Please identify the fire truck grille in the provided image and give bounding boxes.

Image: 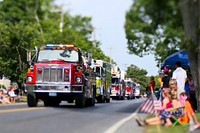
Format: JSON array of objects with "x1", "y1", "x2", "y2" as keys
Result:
[{"x1": 36, "y1": 67, "x2": 70, "y2": 83}]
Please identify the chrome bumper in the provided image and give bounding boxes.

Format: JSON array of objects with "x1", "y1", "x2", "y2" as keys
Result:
[{"x1": 26, "y1": 84, "x2": 83, "y2": 93}]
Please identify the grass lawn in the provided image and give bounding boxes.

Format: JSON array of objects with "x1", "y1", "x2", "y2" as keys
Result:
[
  {"x1": 144, "y1": 113, "x2": 200, "y2": 133},
  {"x1": 20, "y1": 95, "x2": 27, "y2": 102}
]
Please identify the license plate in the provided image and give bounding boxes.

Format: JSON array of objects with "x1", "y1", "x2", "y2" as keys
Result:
[{"x1": 49, "y1": 92, "x2": 57, "y2": 96}]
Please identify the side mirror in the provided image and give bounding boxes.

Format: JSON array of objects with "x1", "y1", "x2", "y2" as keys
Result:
[{"x1": 27, "y1": 51, "x2": 32, "y2": 65}]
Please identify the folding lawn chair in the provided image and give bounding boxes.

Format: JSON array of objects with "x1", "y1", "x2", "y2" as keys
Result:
[{"x1": 169, "y1": 106, "x2": 188, "y2": 127}]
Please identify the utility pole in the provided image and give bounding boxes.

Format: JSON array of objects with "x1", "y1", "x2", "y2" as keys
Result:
[
  {"x1": 51, "y1": 5, "x2": 64, "y2": 33},
  {"x1": 92, "y1": 28, "x2": 96, "y2": 47},
  {"x1": 59, "y1": 5, "x2": 64, "y2": 33},
  {"x1": 124, "y1": 64, "x2": 127, "y2": 71},
  {"x1": 109, "y1": 46, "x2": 112, "y2": 64}
]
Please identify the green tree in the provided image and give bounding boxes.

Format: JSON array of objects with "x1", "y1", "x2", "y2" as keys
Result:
[
  {"x1": 125, "y1": 0, "x2": 200, "y2": 110},
  {"x1": 0, "y1": 0, "x2": 110, "y2": 83},
  {"x1": 125, "y1": 0, "x2": 184, "y2": 62},
  {"x1": 125, "y1": 64, "x2": 148, "y2": 91}
]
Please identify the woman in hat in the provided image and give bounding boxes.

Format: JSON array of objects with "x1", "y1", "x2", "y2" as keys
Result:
[{"x1": 160, "y1": 68, "x2": 171, "y2": 100}]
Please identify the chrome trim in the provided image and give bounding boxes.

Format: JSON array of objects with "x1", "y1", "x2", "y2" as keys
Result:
[
  {"x1": 26, "y1": 84, "x2": 83, "y2": 93},
  {"x1": 36, "y1": 66, "x2": 71, "y2": 83},
  {"x1": 33, "y1": 90, "x2": 83, "y2": 93}
]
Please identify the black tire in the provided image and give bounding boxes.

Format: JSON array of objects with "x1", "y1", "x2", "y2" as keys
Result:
[
  {"x1": 75, "y1": 94, "x2": 85, "y2": 108},
  {"x1": 27, "y1": 92, "x2": 38, "y2": 107},
  {"x1": 105, "y1": 92, "x2": 110, "y2": 103},
  {"x1": 122, "y1": 93, "x2": 125, "y2": 100},
  {"x1": 91, "y1": 85, "x2": 96, "y2": 106},
  {"x1": 86, "y1": 85, "x2": 96, "y2": 106},
  {"x1": 117, "y1": 96, "x2": 120, "y2": 100},
  {"x1": 97, "y1": 95, "x2": 105, "y2": 103},
  {"x1": 106, "y1": 98, "x2": 110, "y2": 103}
]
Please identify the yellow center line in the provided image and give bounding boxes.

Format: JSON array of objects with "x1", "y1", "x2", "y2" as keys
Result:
[{"x1": 0, "y1": 107, "x2": 47, "y2": 113}]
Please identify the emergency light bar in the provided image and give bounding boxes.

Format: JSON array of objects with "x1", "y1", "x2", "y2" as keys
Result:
[{"x1": 40, "y1": 44, "x2": 75, "y2": 50}]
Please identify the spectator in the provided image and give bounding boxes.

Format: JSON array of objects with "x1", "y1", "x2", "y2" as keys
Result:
[
  {"x1": 169, "y1": 78, "x2": 179, "y2": 107},
  {"x1": 161, "y1": 68, "x2": 171, "y2": 89},
  {"x1": 7, "y1": 86, "x2": 17, "y2": 103},
  {"x1": 184, "y1": 77, "x2": 190, "y2": 93},
  {"x1": 178, "y1": 92, "x2": 200, "y2": 130},
  {"x1": 160, "y1": 68, "x2": 171, "y2": 100},
  {"x1": 12, "y1": 82, "x2": 20, "y2": 96},
  {"x1": 134, "y1": 87, "x2": 180, "y2": 127},
  {"x1": 147, "y1": 76, "x2": 155, "y2": 98},
  {"x1": 0, "y1": 89, "x2": 10, "y2": 104},
  {"x1": 172, "y1": 61, "x2": 187, "y2": 98}
]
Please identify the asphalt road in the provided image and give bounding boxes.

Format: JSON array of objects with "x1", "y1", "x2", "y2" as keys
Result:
[{"x1": 0, "y1": 98, "x2": 146, "y2": 133}]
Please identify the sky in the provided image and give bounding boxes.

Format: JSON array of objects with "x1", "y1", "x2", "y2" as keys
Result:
[{"x1": 55, "y1": 0, "x2": 159, "y2": 76}]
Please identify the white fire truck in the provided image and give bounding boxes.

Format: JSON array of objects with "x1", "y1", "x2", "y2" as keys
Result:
[
  {"x1": 134, "y1": 83, "x2": 141, "y2": 98},
  {"x1": 110, "y1": 65, "x2": 125, "y2": 100},
  {"x1": 25, "y1": 44, "x2": 96, "y2": 108},
  {"x1": 92, "y1": 60, "x2": 111, "y2": 103}
]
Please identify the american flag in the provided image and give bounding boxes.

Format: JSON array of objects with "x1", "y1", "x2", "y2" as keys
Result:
[{"x1": 138, "y1": 94, "x2": 161, "y2": 115}]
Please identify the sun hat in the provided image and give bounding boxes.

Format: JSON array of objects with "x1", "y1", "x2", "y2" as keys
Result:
[{"x1": 163, "y1": 68, "x2": 169, "y2": 74}]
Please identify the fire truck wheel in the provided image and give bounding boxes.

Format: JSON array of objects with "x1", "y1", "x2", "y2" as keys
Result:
[
  {"x1": 97, "y1": 95, "x2": 104, "y2": 103},
  {"x1": 27, "y1": 92, "x2": 38, "y2": 107},
  {"x1": 86, "y1": 85, "x2": 96, "y2": 106},
  {"x1": 106, "y1": 98, "x2": 110, "y2": 103},
  {"x1": 75, "y1": 94, "x2": 86, "y2": 108},
  {"x1": 121, "y1": 94, "x2": 125, "y2": 100}
]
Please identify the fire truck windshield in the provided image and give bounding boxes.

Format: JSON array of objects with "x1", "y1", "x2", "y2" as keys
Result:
[
  {"x1": 112, "y1": 78, "x2": 120, "y2": 84},
  {"x1": 126, "y1": 81, "x2": 132, "y2": 87},
  {"x1": 38, "y1": 49, "x2": 79, "y2": 62}
]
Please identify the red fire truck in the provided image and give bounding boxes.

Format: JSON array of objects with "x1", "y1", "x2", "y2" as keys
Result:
[
  {"x1": 110, "y1": 65, "x2": 125, "y2": 100},
  {"x1": 25, "y1": 44, "x2": 96, "y2": 108},
  {"x1": 124, "y1": 78, "x2": 135, "y2": 100}
]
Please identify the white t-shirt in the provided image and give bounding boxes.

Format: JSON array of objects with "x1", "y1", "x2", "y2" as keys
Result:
[{"x1": 172, "y1": 67, "x2": 187, "y2": 93}]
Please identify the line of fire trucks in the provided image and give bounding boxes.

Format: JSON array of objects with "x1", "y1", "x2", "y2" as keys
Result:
[{"x1": 25, "y1": 44, "x2": 140, "y2": 108}]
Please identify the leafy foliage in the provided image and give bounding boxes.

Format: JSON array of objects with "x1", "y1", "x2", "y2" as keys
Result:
[
  {"x1": 124, "y1": 0, "x2": 185, "y2": 63},
  {"x1": 0, "y1": 0, "x2": 110, "y2": 82},
  {"x1": 125, "y1": 64, "x2": 148, "y2": 91}
]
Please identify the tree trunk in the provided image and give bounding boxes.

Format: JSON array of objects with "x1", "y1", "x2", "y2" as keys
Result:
[{"x1": 179, "y1": 0, "x2": 200, "y2": 111}]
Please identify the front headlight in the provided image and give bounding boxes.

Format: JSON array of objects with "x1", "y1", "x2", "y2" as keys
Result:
[
  {"x1": 27, "y1": 76, "x2": 33, "y2": 82},
  {"x1": 75, "y1": 76, "x2": 82, "y2": 83}
]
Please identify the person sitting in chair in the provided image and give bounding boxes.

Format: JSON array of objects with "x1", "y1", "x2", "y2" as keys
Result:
[
  {"x1": 178, "y1": 92, "x2": 200, "y2": 129},
  {"x1": 7, "y1": 86, "x2": 17, "y2": 103},
  {"x1": 134, "y1": 88, "x2": 177, "y2": 127}
]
